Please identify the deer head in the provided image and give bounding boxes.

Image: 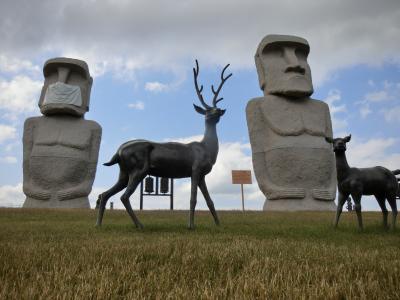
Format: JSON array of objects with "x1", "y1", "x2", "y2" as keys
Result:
[
  {"x1": 325, "y1": 134, "x2": 351, "y2": 152},
  {"x1": 192, "y1": 60, "x2": 232, "y2": 123}
]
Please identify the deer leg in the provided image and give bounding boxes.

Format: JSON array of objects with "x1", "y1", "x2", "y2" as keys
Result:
[
  {"x1": 188, "y1": 172, "x2": 199, "y2": 230},
  {"x1": 351, "y1": 193, "x2": 363, "y2": 230},
  {"x1": 96, "y1": 171, "x2": 128, "y2": 227},
  {"x1": 334, "y1": 192, "x2": 348, "y2": 228},
  {"x1": 199, "y1": 177, "x2": 220, "y2": 226},
  {"x1": 120, "y1": 171, "x2": 146, "y2": 229},
  {"x1": 387, "y1": 195, "x2": 397, "y2": 230},
  {"x1": 375, "y1": 195, "x2": 388, "y2": 229}
]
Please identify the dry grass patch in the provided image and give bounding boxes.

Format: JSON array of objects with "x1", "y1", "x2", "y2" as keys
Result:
[{"x1": 0, "y1": 208, "x2": 399, "y2": 299}]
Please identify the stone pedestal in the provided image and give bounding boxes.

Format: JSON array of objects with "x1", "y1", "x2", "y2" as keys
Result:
[
  {"x1": 263, "y1": 198, "x2": 336, "y2": 211},
  {"x1": 24, "y1": 197, "x2": 90, "y2": 208}
]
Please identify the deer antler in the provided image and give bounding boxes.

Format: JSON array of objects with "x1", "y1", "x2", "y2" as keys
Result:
[
  {"x1": 212, "y1": 63, "x2": 232, "y2": 107},
  {"x1": 193, "y1": 60, "x2": 212, "y2": 110}
]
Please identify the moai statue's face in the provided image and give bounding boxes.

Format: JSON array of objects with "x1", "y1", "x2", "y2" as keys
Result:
[
  {"x1": 39, "y1": 58, "x2": 93, "y2": 117},
  {"x1": 255, "y1": 35, "x2": 314, "y2": 98}
]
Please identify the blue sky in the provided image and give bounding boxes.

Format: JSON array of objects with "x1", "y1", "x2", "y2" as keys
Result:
[{"x1": 0, "y1": 0, "x2": 399, "y2": 211}]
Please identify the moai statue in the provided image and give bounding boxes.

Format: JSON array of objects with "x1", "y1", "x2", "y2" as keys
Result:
[
  {"x1": 23, "y1": 57, "x2": 102, "y2": 208},
  {"x1": 246, "y1": 35, "x2": 336, "y2": 211}
]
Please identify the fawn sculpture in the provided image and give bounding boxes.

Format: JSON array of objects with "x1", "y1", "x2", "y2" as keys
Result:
[
  {"x1": 326, "y1": 135, "x2": 399, "y2": 229},
  {"x1": 96, "y1": 60, "x2": 232, "y2": 229}
]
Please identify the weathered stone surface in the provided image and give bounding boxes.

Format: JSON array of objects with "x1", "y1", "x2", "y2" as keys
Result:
[
  {"x1": 246, "y1": 34, "x2": 336, "y2": 211},
  {"x1": 23, "y1": 57, "x2": 101, "y2": 208}
]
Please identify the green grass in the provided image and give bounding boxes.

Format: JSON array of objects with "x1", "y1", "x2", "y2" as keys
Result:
[{"x1": 0, "y1": 208, "x2": 399, "y2": 299}]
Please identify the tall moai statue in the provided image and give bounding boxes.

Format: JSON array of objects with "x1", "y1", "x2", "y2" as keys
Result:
[
  {"x1": 246, "y1": 35, "x2": 336, "y2": 211},
  {"x1": 23, "y1": 57, "x2": 102, "y2": 208}
]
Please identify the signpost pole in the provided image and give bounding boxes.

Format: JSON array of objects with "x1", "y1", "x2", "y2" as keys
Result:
[
  {"x1": 241, "y1": 184, "x2": 244, "y2": 212},
  {"x1": 140, "y1": 181, "x2": 143, "y2": 210}
]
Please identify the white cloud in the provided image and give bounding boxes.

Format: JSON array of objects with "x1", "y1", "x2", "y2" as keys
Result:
[
  {"x1": 383, "y1": 80, "x2": 393, "y2": 89},
  {"x1": 0, "y1": 75, "x2": 42, "y2": 113},
  {"x1": 382, "y1": 106, "x2": 400, "y2": 122},
  {"x1": 346, "y1": 137, "x2": 399, "y2": 168},
  {"x1": 325, "y1": 89, "x2": 346, "y2": 114},
  {"x1": 0, "y1": 183, "x2": 24, "y2": 207},
  {"x1": 323, "y1": 89, "x2": 348, "y2": 133},
  {"x1": 0, "y1": 124, "x2": 16, "y2": 143},
  {"x1": 0, "y1": 156, "x2": 17, "y2": 164},
  {"x1": 145, "y1": 81, "x2": 169, "y2": 92},
  {"x1": 364, "y1": 90, "x2": 391, "y2": 102},
  {"x1": 358, "y1": 79, "x2": 400, "y2": 119},
  {"x1": 0, "y1": 0, "x2": 399, "y2": 87},
  {"x1": 165, "y1": 135, "x2": 203, "y2": 143},
  {"x1": 4, "y1": 141, "x2": 20, "y2": 152},
  {"x1": 128, "y1": 101, "x2": 145, "y2": 110},
  {"x1": 360, "y1": 105, "x2": 372, "y2": 118},
  {"x1": 0, "y1": 55, "x2": 40, "y2": 74}
]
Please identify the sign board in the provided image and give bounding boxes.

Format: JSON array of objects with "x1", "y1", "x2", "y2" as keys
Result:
[{"x1": 231, "y1": 170, "x2": 252, "y2": 184}]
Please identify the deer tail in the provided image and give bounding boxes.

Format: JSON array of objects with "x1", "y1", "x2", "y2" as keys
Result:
[
  {"x1": 103, "y1": 153, "x2": 119, "y2": 166},
  {"x1": 392, "y1": 169, "x2": 400, "y2": 175}
]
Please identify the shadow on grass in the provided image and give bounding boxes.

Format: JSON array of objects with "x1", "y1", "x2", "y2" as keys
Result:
[
  {"x1": 94, "y1": 210, "x2": 398, "y2": 249},
  {"x1": 2, "y1": 208, "x2": 398, "y2": 247}
]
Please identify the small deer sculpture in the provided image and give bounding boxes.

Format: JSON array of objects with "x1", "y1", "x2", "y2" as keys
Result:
[
  {"x1": 326, "y1": 135, "x2": 399, "y2": 229},
  {"x1": 96, "y1": 60, "x2": 232, "y2": 229}
]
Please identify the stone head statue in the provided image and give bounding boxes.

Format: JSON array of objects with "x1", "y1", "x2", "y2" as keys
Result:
[
  {"x1": 247, "y1": 34, "x2": 336, "y2": 211},
  {"x1": 38, "y1": 57, "x2": 93, "y2": 117},
  {"x1": 255, "y1": 34, "x2": 314, "y2": 98},
  {"x1": 23, "y1": 57, "x2": 102, "y2": 209}
]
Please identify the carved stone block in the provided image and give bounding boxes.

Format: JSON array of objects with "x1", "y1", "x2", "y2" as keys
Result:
[
  {"x1": 246, "y1": 35, "x2": 336, "y2": 211},
  {"x1": 22, "y1": 58, "x2": 101, "y2": 208}
]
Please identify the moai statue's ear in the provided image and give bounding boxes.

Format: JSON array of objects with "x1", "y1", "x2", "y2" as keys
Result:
[
  {"x1": 254, "y1": 53, "x2": 265, "y2": 91},
  {"x1": 89, "y1": 76, "x2": 93, "y2": 88},
  {"x1": 344, "y1": 134, "x2": 352, "y2": 143},
  {"x1": 325, "y1": 137, "x2": 333, "y2": 144},
  {"x1": 193, "y1": 104, "x2": 206, "y2": 115}
]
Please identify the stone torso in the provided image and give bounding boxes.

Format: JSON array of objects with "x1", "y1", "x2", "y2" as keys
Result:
[
  {"x1": 23, "y1": 115, "x2": 101, "y2": 206},
  {"x1": 247, "y1": 95, "x2": 332, "y2": 153},
  {"x1": 32, "y1": 116, "x2": 93, "y2": 158},
  {"x1": 246, "y1": 95, "x2": 336, "y2": 200},
  {"x1": 29, "y1": 117, "x2": 92, "y2": 188},
  {"x1": 261, "y1": 95, "x2": 329, "y2": 137}
]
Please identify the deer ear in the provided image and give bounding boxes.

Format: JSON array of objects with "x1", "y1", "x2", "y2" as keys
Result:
[
  {"x1": 193, "y1": 104, "x2": 206, "y2": 115},
  {"x1": 220, "y1": 109, "x2": 226, "y2": 116},
  {"x1": 344, "y1": 134, "x2": 352, "y2": 142},
  {"x1": 325, "y1": 136, "x2": 333, "y2": 143}
]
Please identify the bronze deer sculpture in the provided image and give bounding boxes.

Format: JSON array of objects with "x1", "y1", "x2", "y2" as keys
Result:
[
  {"x1": 326, "y1": 135, "x2": 399, "y2": 229},
  {"x1": 96, "y1": 60, "x2": 232, "y2": 229}
]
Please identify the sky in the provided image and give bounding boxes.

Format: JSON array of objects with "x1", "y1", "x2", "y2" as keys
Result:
[{"x1": 0, "y1": 0, "x2": 399, "y2": 211}]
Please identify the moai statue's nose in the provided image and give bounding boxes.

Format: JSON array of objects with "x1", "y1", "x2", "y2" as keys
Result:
[
  {"x1": 283, "y1": 48, "x2": 305, "y2": 74},
  {"x1": 57, "y1": 67, "x2": 71, "y2": 83}
]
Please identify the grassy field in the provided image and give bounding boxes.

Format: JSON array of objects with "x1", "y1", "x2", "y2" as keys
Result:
[{"x1": 0, "y1": 208, "x2": 399, "y2": 299}]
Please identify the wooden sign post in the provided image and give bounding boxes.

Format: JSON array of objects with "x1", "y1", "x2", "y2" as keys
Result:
[{"x1": 231, "y1": 170, "x2": 252, "y2": 211}]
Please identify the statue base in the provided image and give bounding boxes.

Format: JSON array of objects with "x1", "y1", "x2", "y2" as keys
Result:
[
  {"x1": 23, "y1": 196, "x2": 90, "y2": 209},
  {"x1": 263, "y1": 198, "x2": 336, "y2": 211}
]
